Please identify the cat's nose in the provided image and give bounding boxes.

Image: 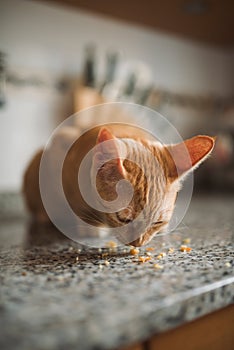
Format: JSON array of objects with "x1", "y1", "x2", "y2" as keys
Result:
[{"x1": 128, "y1": 237, "x2": 143, "y2": 247}]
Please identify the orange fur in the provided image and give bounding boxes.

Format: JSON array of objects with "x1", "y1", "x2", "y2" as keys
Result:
[{"x1": 23, "y1": 123, "x2": 215, "y2": 246}]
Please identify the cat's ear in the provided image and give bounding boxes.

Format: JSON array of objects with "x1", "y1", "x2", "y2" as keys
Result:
[
  {"x1": 165, "y1": 135, "x2": 216, "y2": 181},
  {"x1": 93, "y1": 127, "x2": 125, "y2": 176}
]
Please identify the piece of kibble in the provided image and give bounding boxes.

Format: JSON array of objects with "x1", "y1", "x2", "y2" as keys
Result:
[
  {"x1": 157, "y1": 252, "x2": 166, "y2": 259},
  {"x1": 180, "y1": 245, "x2": 192, "y2": 252},
  {"x1": 168, "y1": 248, "x2": 174, "y2": 253},
  {"x1": 105, "y1": 241, "x2": 117, "y2": 248},
  {"x1": 21, "y1": 271, "x2": 27, "y2": 276},
  {"x1": 104, "y1": 260, "x2": 110, "y2": 266},
  {"x1": 154, "y1": 264, "x2": 163, "y2": 270},
  {"x1": 75, "y1": 256, "x2": 79, "y2": 261},
  {"x1": 146, "y1": 247, "x2": 155, "y2": 252},
  {"x1": 225, "y1": 262, "x2": 231, "y2": 267},
  {"x1": 183, "y1": 238, "x2": 191, "y2": 244},
  {"x1": 139, "y1": 256, "x2": 145, "y2": 263},
  {"x1": 139, "y1": 256, "x2": 151, "y2": 263},
  {"x1": 146, "y1": 252, "x2": 152, "y2": 256},
  {"x1": 130, "y1": 248, "x2": 140, "y2": 255}
]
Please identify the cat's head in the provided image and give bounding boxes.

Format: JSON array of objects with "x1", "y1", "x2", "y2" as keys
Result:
[{"x1": 91, "y1": 127, "x2": 215, "y2": 246}]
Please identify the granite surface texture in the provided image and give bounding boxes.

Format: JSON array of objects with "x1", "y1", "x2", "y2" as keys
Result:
[{"x1": 0, "y1": 195, "x2": 233, "y2": 350}]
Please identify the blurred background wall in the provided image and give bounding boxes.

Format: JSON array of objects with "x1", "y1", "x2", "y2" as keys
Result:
[{"x1": 0, "y1": 0, "x2": 233, "y2": 192}]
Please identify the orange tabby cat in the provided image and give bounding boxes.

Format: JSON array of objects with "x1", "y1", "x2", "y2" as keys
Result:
[{"x1": 23, "y1": 122, "x2": 215, "y2": 246}]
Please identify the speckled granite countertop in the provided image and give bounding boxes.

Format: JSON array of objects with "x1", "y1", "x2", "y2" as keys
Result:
[{"x1": 0, "y1": 195, "x2": 233, "y2": 350}]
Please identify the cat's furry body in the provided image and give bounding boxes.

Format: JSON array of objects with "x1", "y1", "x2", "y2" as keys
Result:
[{"x1": 23, "y1": 121, "x2": 215, "y2": 246}]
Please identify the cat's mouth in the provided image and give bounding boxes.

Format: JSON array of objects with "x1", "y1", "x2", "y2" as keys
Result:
[
  {"x1": 128, "y1": 231, "x2": 156, "y2": 247},
  {"x1": 105, "y1": 210, "x2": 168, "y2": 246},
  {"x1": 125, "y1": 221, "x2": 169, "y2": 247}
]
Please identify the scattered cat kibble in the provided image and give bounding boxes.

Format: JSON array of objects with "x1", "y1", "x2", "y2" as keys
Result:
[
  {"x1": 154, "y1": 264, "x2": 163, "y2": 270},
  {"x1": 146, "y1": 247, "x2": 155, "y2": 252},
  {"x1": 130, "y1": 248, "x2": 140, "y2": 255},
  {"x1": 168, "y1": 247, "x2": 174, "y2": 253},
  {"x1": 75, "y1": 256, "x2": 79, "y2": 261},
  {"x1": 225, "y1": 262, "x2": 231, "y2": 267},
  {"x1": 105, "y1": 241, "x2": 117, "y2": 248},
  {"x1": 157, "y1": 252, "x2": 166, "y2": 259},
  {"x1": 139, "y1": 256, "x2": 151, "y2": 263},
  {"x1": 180, "y1": 245, "x2": 192, "y2": 252},
  {"x1": 104, "y1": 260, "x2": 110, "y2": 266},
  {"x1": 182, "y1": 238, "x2": 191, "y2": 244}
]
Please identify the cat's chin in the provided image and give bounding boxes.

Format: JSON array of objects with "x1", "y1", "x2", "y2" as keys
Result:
[
  {"x1": 127, "y1": 238, "x2": 144, "y2": 247},
  {"x1": 116, "y1": 232, "x2": 152, "y2": 247},
  {"x1": 128, "y1": 235, "x2": 153, "y2": 247}
]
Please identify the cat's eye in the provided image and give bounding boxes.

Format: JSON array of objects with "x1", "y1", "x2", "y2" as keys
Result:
[
  {"x1": 152, "y1": 221, "x2": 164, "y2": 226},
  {"x1": 117, "y1": 215, "x2": 133, "y2": 224},
  {"x1": 116, "y1": 212, "x2": 133, "y2": 224}
]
